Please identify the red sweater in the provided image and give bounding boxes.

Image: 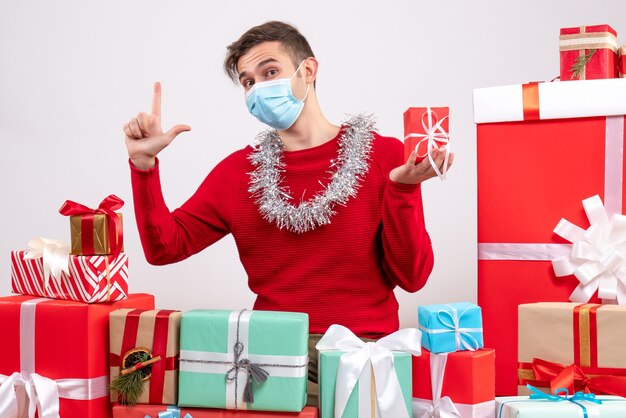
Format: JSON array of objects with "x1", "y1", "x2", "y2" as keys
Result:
[{"x1": 130, "y1": 128, "x2": 434, "y2": 338}]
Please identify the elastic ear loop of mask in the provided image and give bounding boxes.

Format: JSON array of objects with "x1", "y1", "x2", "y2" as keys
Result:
[{"x1": 291, "y1": 60, "x2": 310, "y2": 103}]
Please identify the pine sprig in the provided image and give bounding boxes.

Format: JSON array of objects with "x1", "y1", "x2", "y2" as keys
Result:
[
  {"x1": 109, "y1": 350, "x2": 151, "y2": 406},
  {"x1": 570, "y1": 49, "x2": 597, "y2": 79}
]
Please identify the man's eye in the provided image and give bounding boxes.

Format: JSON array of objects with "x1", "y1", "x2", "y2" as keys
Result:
[
  {"x1": 244, "y1": 80, "x2": 254, "y2": 88},
  {"x1": 266, "y1": 69, "x2": 277, "y2": 77}
]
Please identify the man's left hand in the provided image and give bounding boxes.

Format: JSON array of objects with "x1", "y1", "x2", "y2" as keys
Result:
[{"x1": 389, "y1": 148, "x2": 455, "y2": 184}]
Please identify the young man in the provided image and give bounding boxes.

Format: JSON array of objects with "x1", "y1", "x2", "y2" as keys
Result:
[{"x1": 124, "y1": 21, "x2": 452, "y2": 405}]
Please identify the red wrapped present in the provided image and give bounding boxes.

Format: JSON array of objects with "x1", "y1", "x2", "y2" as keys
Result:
[
  {"x1": 112, "y1": 404, "x2": 319, "y2": 417},
  {"x1": 412, "y1": 348, "x2": 495, "y2": 418},
  {"x1": 0, "y1": 293, "x2": 155, "y2": 418},
  {"x1": 473, "y1": 78, "x2": 626, "y2": 395},
  {"x1": 560, "y1": 24, "x2": 619, "y2": 81},
  {"x1": 110, "y1": 309, "x2": 182, "y2": 405},
  {"x1": 11, "y1": 242, "x2": 129, "y2": 303},
  {"x1": 59, "y1": 194, "x2": 125, "y2": 257},
  {"x1": 619, "y1": 45, "x2": 626, "y2": 78},
  {"x1": 518, "y1": 303, "x2": 626, "y2": 397},
  {"x1": 403, "y1": 107, "x2": 450, "y2": 179}
]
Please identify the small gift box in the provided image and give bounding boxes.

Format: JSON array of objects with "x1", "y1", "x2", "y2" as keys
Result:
[
  {"x1": 403, "y1": 107, "x2": 450, "y2": 178},
  {"x1": 317, "y1": 324, "x2": 419, "y2": 418},
  {"x1": 518, "y1": 302, "x2": 626, "y2": 397},
  {"x1": 11, "y1": 237, "x2": 129, "y2": 303},
  {"x1": 178, "y1": 309, "x2": 308, "y2": 412},
  {"x1": 59, "y1": 194, "x2": 125, "y2": 256},
  {"x1": 110, "y1": 309, "x2": 182, "y2": 406},
  {"x1": 112, "y1": 404, "x2": 320, "y2": 417},
  {"x1": 0, "y1": 293, "x2": 155, "y2": 418},
  {"x1": 418, "y1": 302, "x2": 484, "y2": 354},
  {"x1": 560, "y1": 24, "x2": 619, "y2": 81},
  {"x1": 497, "y1": 386, "x2": 626, "y2": 417},
  {"x1": 412, "y1": 348, "x2": 496, "y2": 418}
]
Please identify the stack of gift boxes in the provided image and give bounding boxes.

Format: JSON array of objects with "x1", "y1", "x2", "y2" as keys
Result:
[
  {"x1": 0, "y1": 197, "x2": 497, "y2": 416},
  {"x1": 474, "y1": 23, "x2": 626, "y2": 416},
  {"x1": 3, "y1": 22, "x2": 626, "y2": 418}
]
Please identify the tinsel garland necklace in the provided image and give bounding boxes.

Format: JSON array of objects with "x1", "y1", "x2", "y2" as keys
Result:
[{"x1": 248, "y1": 114, "x2": 375, "y2": 234}]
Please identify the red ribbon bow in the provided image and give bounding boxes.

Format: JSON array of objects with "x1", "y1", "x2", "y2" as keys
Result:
[
  {"x1": 532, "y1": 357, "x2": 626, "y2": 398},
  {"x1": 59, "y1": 194, "x2": 124, "y2": 259}
]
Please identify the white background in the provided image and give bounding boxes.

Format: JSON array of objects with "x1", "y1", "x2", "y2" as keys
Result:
[{"x1": 1, "y1": 0, "x2": 624, "y2": 327}]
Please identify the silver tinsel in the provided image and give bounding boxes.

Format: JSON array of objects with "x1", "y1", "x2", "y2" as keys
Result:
[{"x1": 247, "y1": 113, "x2": 376, "y2": 234}]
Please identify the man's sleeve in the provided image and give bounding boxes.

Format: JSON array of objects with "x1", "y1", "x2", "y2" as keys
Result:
[
  {"x1": 129, "y1": 153, "x2": 239, "y2": 265},
  {"x1": 377, "y1": 137, "x2": 435, "y2": 292}
]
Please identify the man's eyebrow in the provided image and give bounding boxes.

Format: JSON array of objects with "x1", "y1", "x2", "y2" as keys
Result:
[{"x1": 238, "y1": 58, "x2": 280, "y2": 81}]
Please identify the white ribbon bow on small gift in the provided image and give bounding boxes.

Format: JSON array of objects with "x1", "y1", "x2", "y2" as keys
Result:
[
  {"x1": 418, "y1": 353, "x2": 461, "y2": 418},
  {"x1": 552, "y1": 195, "x2": 626, "y2": 304},
  {"x1": 404, "y1": 107, "x2": 451, "y2": 181},
  {"x1": 316, "y1": 324, "x2": 421, "y2": 418},
  {"x1": 23, "y1": 238, "x2": 70, "y2": 289}
]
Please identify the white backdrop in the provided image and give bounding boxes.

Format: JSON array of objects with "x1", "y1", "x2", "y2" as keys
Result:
[{"x1": 1, "y1": 0, "x2": 624, "y2": 327}]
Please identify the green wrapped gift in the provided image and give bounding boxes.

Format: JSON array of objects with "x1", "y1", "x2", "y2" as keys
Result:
[
  {"x1": 317, "y1": 325, "x2": 419, "y2": 418},
  {"x1": 178, "y1": 309, "x2": 308, "y2": 412}
]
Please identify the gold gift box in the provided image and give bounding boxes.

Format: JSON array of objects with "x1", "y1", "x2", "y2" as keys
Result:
[{"x1": 70, "y1": 213, "x2": 124, "y2": 255}]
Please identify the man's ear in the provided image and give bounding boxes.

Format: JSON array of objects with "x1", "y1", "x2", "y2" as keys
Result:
[{"x1": 303, "y1": 57, "x2": 319, "y2": 85}]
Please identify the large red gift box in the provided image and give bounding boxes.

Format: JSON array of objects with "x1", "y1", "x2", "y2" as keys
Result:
[
  {"x1": 112, "y1": 404, "x2": 319, "y2": 417},
  {"x1": 473, "y1": 78, "x2": 626, "y2": 395},
  {"x1": 0, "y1": 293, "x2": 155, "y2": 417},
  {"x1": 412, "y1": 348, "x2": 495, "y2": 417},
  {"x1": 559, "y1": 24, "x2": 619, "y2": 81},
  {"x1": 11, "y1": 249, "x2": 129, "y2": 303}
]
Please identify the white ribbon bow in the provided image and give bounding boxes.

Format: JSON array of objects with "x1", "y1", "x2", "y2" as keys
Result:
[
  {"x1": 552, "y1": 195, "x2": 626, "y2": 304},
  {"x1": 0, "y1": 372, "x2": 60, "y2": 418},
  {"x1": 316, "y1": 324, "x2": 421, "y2": 418},
  {"x1": 23, "y1": 238, "x2": 70, "y2": 289},
  {"x1": 405, "y1": 107, "x2": 451, "y2": 181},
  {"x1": 419, "y1": 353, "x2": 461, "y2": 418}
]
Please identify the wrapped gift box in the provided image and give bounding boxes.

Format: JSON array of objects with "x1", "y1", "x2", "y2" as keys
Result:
[
  {"x1": 418, "y1": 302, "x2": 483, "y2": 353},
  {"x1": 412, "y1": 348, "x2": 495, "y2": 418},
  {"x1": 110, "y1": 309, "x2": 182, "y2": 405},
  {"x1": 11, "y1": 249, "x2": 128, "y2": 303},
  {"x1": 317, "y1": 325, "x2": 419, "y2": 418},
  {"x1": 112, "y1": 404, "x2": 319, "y2": 417},
  {"x1": 403, "y1": 107, "x2": 449, "y2": 163},
  {"x1": 178, "y1": 309, "x2": 308, "y2": 412},
  {"x1": 560, "y1": 24, "x2": 619, "y2": 81},
  {"x1": 0, "y1": 293, "x2": 155, "y2": 418},
  {"x1": 59, "y1": 195, "x2": 125, "y2": 256},
  {"x1": 473, "y1": 78, "x2": 626, "y2": 394},
  {"x1": 68, "y1": 212, "x2": 124, "y2": 255},
  {"x1": 518, "y1": 303, "x2": 626, "y2": 396},
  {"x1": 496, "y1": 394, "x2": 626, "y2": 417}
]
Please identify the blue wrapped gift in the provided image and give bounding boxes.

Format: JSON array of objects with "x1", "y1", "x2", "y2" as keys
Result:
[{"x1": 418, "y1": 302, "x2": 483, "y2": 353}]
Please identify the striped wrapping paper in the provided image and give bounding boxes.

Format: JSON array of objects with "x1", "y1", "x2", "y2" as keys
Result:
[{"x1": 10, "y1": 249, "x2": 128, "y2": 303}]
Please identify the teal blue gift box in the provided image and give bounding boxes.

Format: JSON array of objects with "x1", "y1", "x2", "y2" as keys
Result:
[
  {"x1": 418, "y1": 302, "x2": 483, "y2": 353},
  {"x1": 178, "y1": 309, "x2": 309, "y2": 412},
  {"x1": 317, "y1": 324, "x2": 419, "y2": 418}
]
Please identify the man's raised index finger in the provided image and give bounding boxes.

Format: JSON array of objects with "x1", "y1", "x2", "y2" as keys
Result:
[{"x1": 151, "y1": 81, "x2": 162, "y2": 116}]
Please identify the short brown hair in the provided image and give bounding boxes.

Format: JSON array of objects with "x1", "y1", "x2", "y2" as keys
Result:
[{"x1": 224, "y1": 21, "x2": 315, "y2": 83}]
